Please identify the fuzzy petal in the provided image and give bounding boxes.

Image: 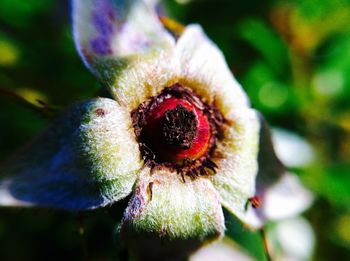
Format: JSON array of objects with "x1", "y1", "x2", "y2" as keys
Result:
[
  {"x1": 0, "y1": 98, "x2": 142, "y2": 210},
  {"x1": 107, "y1": 25, "x2": 251, "y2": 114},
  {"x1": 210, "y1": 109, "x2": 260, "y2": 225},
  {"x1": 176, "y1": 25, "x2": 250, "y2": 116},
  {"x1": 121, "y1": 168, "x2": 225, "y2": 260},
  {"x1": 108, "y1": 49, "x2": 177, "y2": 110},
  {"x1": 72, "y1": 0, "x2": 174, "y2": 83}
]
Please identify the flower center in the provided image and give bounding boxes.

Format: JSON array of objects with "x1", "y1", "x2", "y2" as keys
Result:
[
  {"x1": 143, "y1": 96, "x2": 211, "y2": 164},
  {"x1": 161, "y1": 104, "x2": 197, "y2": 149},
  {"x1": 131, "y1": 84, "x2": 223, "y2": 179}
]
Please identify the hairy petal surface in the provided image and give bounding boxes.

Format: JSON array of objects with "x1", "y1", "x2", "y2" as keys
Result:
[
  {"x1": 210, "y1": 109, "x2": 260, "y2": 225},
  {"x1": 72, "y1": 0, "x2": 174, "y2": 83},
  {"x1": 106, "y1": 25, "x2": 251, "y2": 114},
  {"x1": 175, "y1": 25, "x2": 250, "y2": 116},
  {"x1": 108, "y1": 50, "x2": 178, "y2": 111},
  {"x1": 121, "y1": 168, "x2": 225, "y2": 260},
  {"x1": 0, "y1": 98, "x2": 142, "y2": 210}
]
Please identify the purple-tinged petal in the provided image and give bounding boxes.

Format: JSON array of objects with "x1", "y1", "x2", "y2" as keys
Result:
[
  {"x1": 72, "y1": 0, "x2": 174, "y2": 82},
  {"x1": 0, "y1": 98, "x2": 142, "y2": 210},
  {"x1": 120, "y1": 168, "x2": 225, "y2": 260}
]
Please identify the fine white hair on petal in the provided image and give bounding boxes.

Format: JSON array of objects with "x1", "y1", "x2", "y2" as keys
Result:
[
  {"x1": 108, "y1": 23, "x2": 253, "y2": 114},
  {"x1": 121, "y1": 168, "x2": 225, "y2": 259},
  {"x1": 176, "y1": 25, "x2": 250, "y2": 116},
  {"x1": 123, "y1": 168, "x2": 225, "y2": 239},
  {"x1": 0, "y1": 98, "x2": 142, "y2": 210},
  {"x1": 108, "y1": 49, "x2": 178, "y2": 111},
  {"x1": 210, "y1": 109, "x2": 260, "y2": 225}
]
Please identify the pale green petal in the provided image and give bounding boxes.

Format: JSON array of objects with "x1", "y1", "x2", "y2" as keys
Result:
[
  {"x1": 0, "y1": 98, "x2": 142, "y2": 210},
  {"x1": 108, "y1": 50, "x2": 178, "y2": 111},
  {"x1": 210, "y1": 109, "x2": 260, "y2": 226},
  {"x1": 72, "y1": 0, "x2": 174, "y2": 82},
  {"x1": 176, "y1": 25, "x2": 250, "y2": 116},
  {"x1": 107, "y1": 25, "x2": 251, "y2": 114},
  {"x1": 121, "y1": 168, "x2": 225, "y2": 260}
]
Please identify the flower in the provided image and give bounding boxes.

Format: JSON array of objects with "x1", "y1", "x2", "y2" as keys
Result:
[{"x1": 0, "y1": 0, "x2": 312, "y2": 259}]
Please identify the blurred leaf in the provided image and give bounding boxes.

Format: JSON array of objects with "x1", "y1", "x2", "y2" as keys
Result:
[
  {"x1": 0, "y1": 39, "x2": 20, "y2": 67},
  {"x1": 334, "y1": 213, "x2": 350, "y2": 249},
  {"x1": 314, "y1": 34, "x2": 350, "y2": 99},
  {"x1": 0, "y1": 0, "x2": 53, "y2": 27},
  {"x1": 290, "y1": 0, "x2": 350, "y2": 52},
  {"x1": 241, "y1": 61, "x2": 293, "y2": 114},
  {"x1": 225, "y1": 212, "x2": 267, "y2": 261},
  {"x1": 306, "y1": 164, "x2": 350, "y2": 209},
  {"x1": 0, "y1": 96, "x2": 48, "y2": 158},
  {"x1": 237, "y1": 19, "x2": 289, "y2": 75}
]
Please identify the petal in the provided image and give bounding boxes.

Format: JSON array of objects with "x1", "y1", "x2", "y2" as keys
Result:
[
  {"x1": 190, "y1": 238, "x2": 254, "y2": 261},
  {"x1": 271, "y1": 128, "x2": 315, "y2": 168},
  {"x1": 243, "y1": 115, "x2": 313, "y2": 228},
  {"x1": 268, "y1": 217, "x2": 315, "y2": 261},
  {"x1": 120, "y1": 168, "x2": 225, "y2": 260},
  {"x1": 108, "y1": 49, "x2": 177, "y2": 111},
  {"x1": 0, "y1": 98, "x2": 142, "y2": 210},
  {"x1": 175, "y1": 25, "x2": 250, "y2": 116},
  {"x1": 209, "y1": 109, "x2": 260, "y2": 225},
  {"x1": 108, "y1": 25, "x2": 251, "y2": 115},
  {"x1": 72, "y1": 0, "x2": 174, "y2": 82},
  {"x1": 261, "y1": 173, "x2": 314, "y2": 221}
]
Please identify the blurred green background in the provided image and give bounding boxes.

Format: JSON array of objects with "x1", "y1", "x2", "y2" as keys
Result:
[{"x1": 0, "y1": 0, "x2": 349, "y2": 260}]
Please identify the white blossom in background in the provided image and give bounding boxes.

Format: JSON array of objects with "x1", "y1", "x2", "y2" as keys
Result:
[
  {"x1": 268, "y1": 217, "x2": 315, "y2": 261},
  {"x1": 190, "y1": 238, "x2": 254, "y2": 261},
  {"x1": 272, "y1": 128, "x2": 315, "y2": 168}
]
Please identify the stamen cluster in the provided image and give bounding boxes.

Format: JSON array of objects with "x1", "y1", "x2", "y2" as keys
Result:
[{"x1": 131, "y1": 83, "x2": 224, "y2": 179}]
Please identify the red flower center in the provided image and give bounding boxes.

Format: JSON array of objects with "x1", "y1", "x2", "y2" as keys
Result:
[
  {"x1": 143, "y1": 96, "x2": 211, "y2": 164},
  {"x1": 131, "y1": 84, "x2": 223, "y2": 178}
]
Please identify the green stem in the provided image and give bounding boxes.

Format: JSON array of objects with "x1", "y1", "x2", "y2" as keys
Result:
[{"x1": 260, "y1": 228, "x2": 273, "y2": 261}]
